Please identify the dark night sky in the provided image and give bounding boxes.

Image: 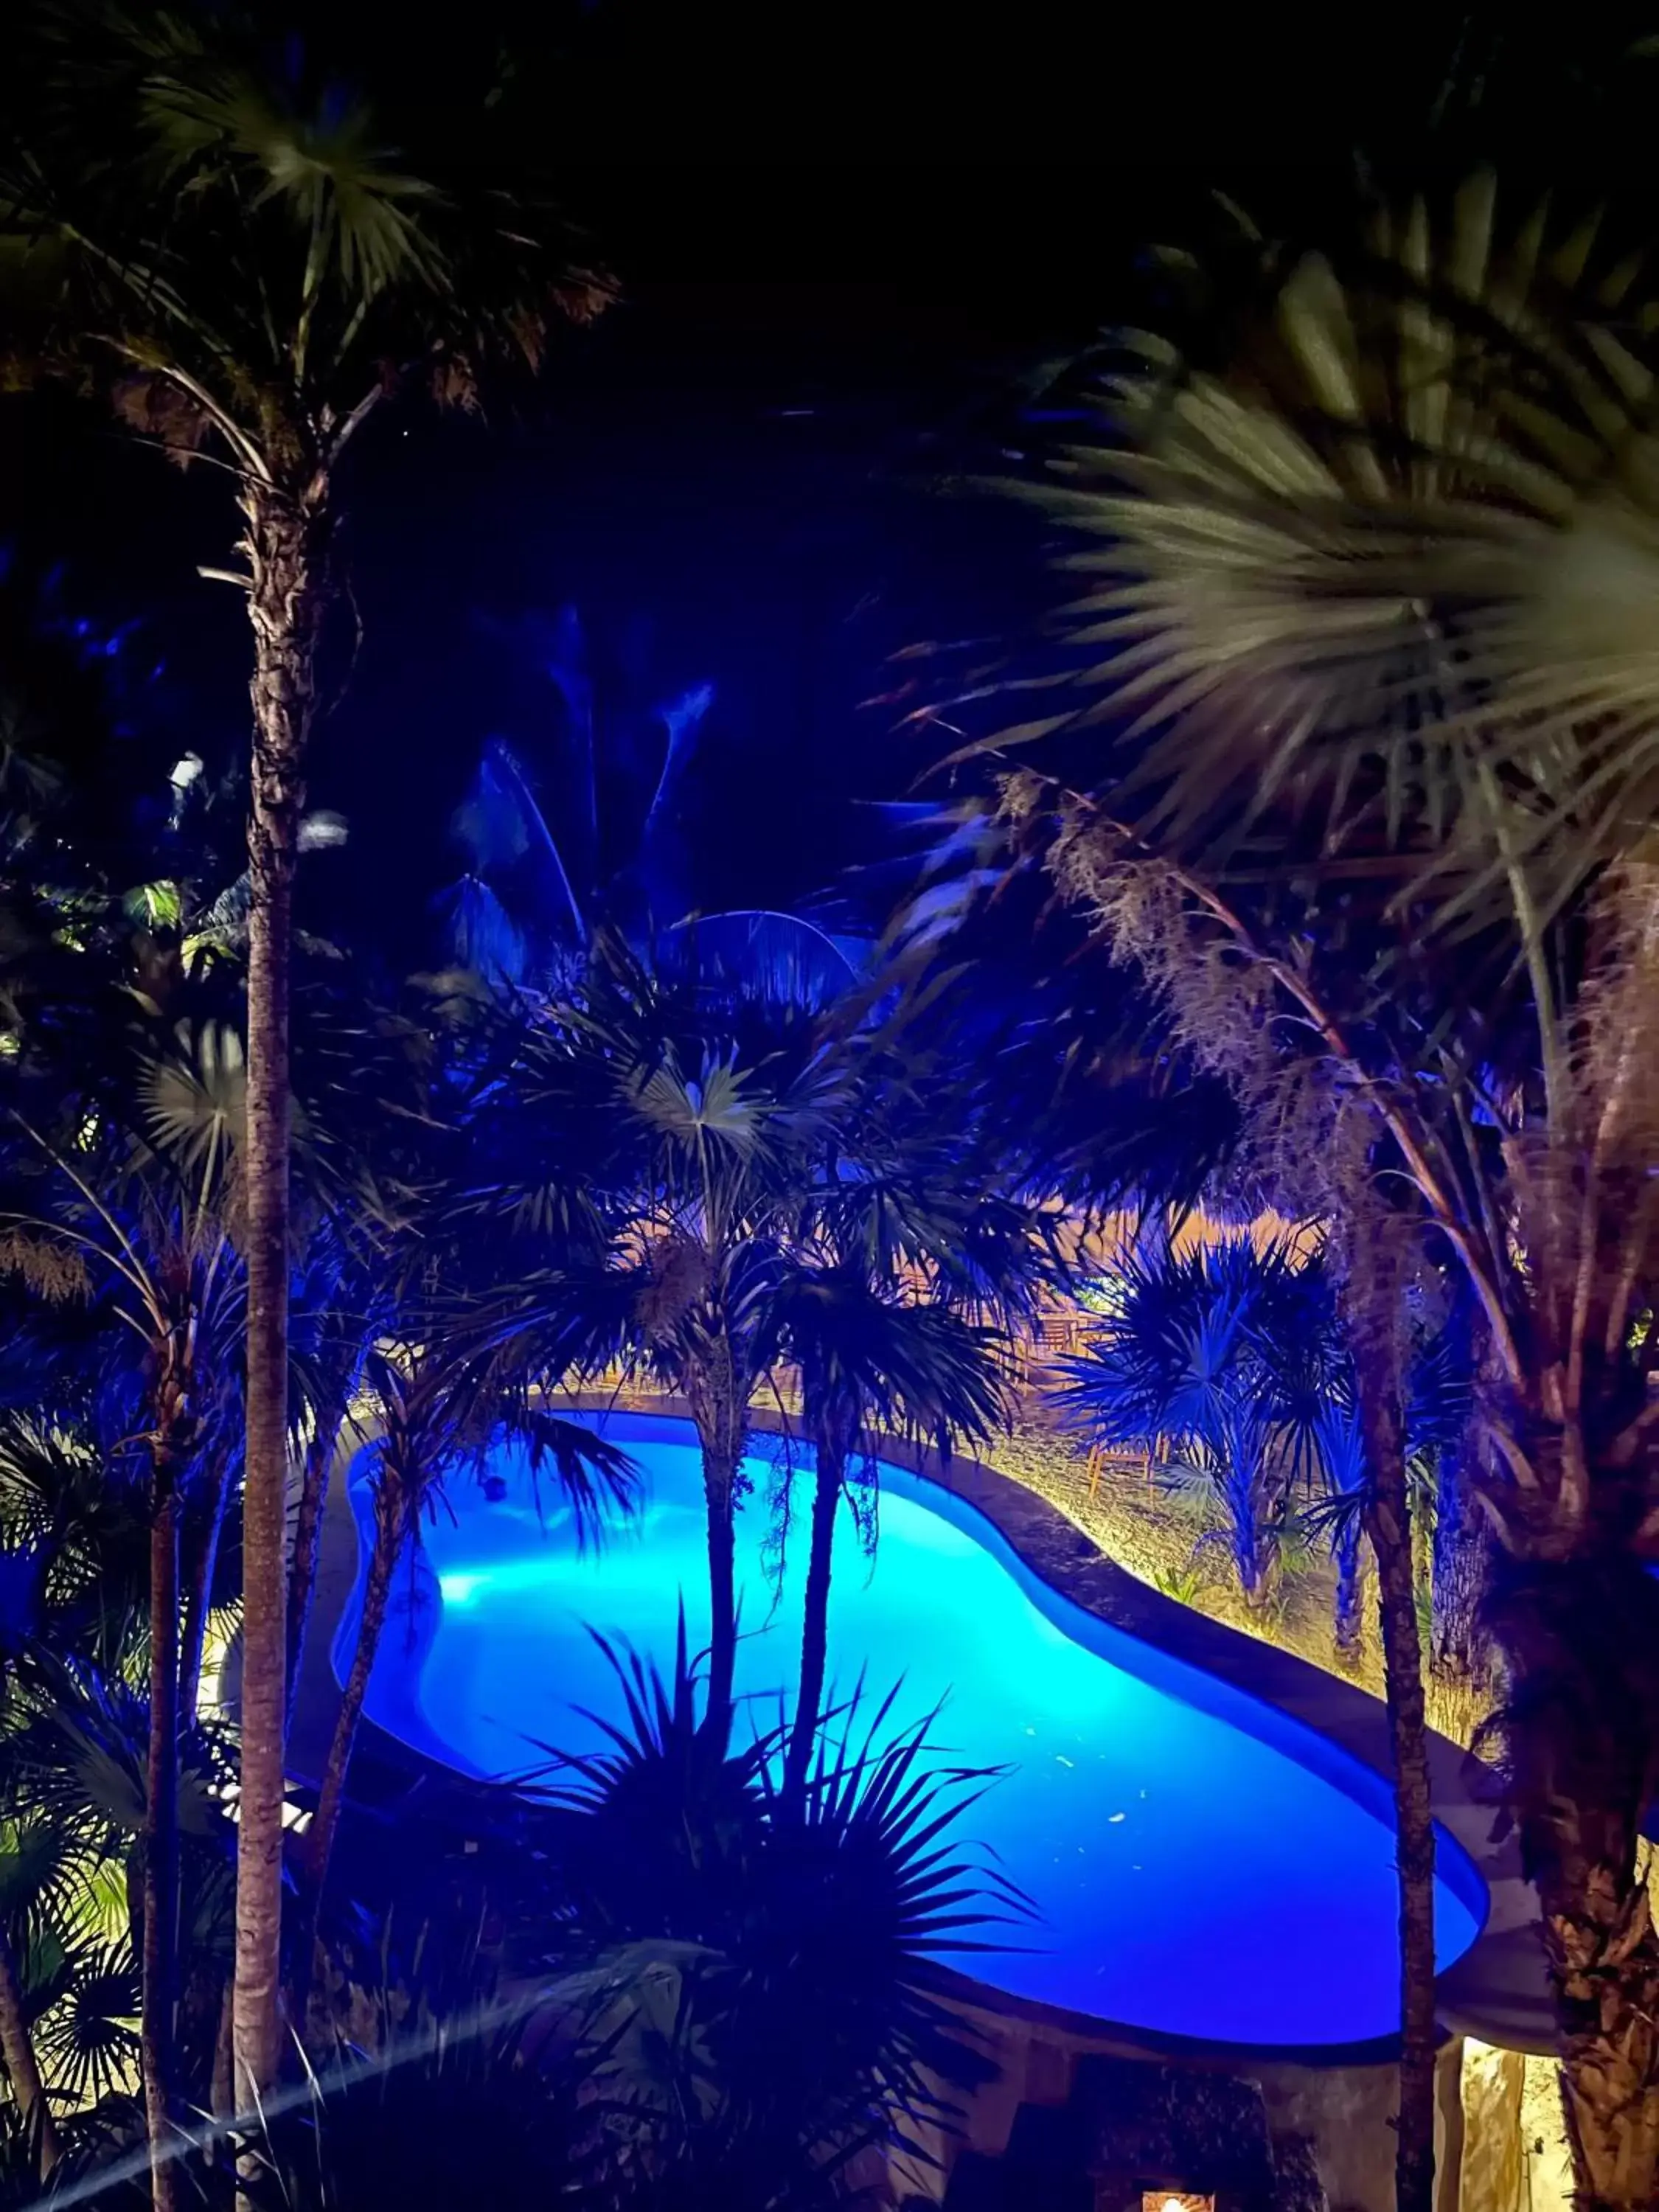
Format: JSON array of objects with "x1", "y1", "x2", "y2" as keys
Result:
[{"x1": 0, "y1": 1, "x2": 1637, "y2": 963}]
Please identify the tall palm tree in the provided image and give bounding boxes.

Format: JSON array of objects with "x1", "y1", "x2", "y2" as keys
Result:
[
  {"x1": 975, "y1": 175, "x2": 1659, "y2": 2211},
  {"x1": 1, "y1": 2, "x2": 611, "y2": 2101},
  {"x1": 762, "y1": 1075, "x2": 1051, "y2": 1795}
]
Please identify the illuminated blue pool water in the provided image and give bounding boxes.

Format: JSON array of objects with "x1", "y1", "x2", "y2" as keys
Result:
[{"x1": 345, "y1": 1412, "x2": 1486, "y2": 2046}]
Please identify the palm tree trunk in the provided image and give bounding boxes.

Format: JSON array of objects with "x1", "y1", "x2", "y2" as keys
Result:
[
  {"x1": 1430, "y1": 1432, "x2": 1492, "y2": 1683},
  {"x1": 0, "y1": 1923, "x2": 58, "y2": 2172},
  {"x1": 687, "y1": 1344, "x2": 747, "y2": 1736},
  {"x1": 703, "y1": 1453, "x2": 738, "y2": 1729},
  {"x1": 299, "y1": 1487, "x2": 400, "y2": 1924},
  {"x1": 207, "y1": 1977, "x2": 234, "y2": 2166},
  {"x1": 1486, "y1": 1550, "x2": 1659, "y2": 2212},
  {"x1": 786, "y1": 1432, "x2": 844, "y2": 1797},
  {"x1": 1224, "y1": 1425, "x2": 1279, "y2": 1610},
  {"x1": 1349, "y1": 1275, "x2": 1436, "y2": 2212},
  {"x1": 234, "y1": 487, "x2": 328, "y2": 2107},
  {"x1": 285, "y1": 1402, "x2": 347, "y2": 1731},
  {"x1": 1332, "y1": 1519, "x2": 1367, "y2": 1662},
  {"x1": 1237, "y1": 1545, "x2": 1277, "y2": 1609},
  {"x1": 144, "y1": 1475, "x2": 181, "y2": 2212},
  {"x1": 1541, "y1": 1828, "x2": 1659, "y2": 2212},
  {"x1": 1231, "y1": 1496, "x2": 1279, "y2": 1609},
  {"x1": 179, "y1": 1441, "x2": 235, "y2": 1724}
]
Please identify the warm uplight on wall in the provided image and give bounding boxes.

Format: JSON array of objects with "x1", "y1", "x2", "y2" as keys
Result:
[{"x1": 1142, "y1": 2196, "x2": 1214, "y2": 2212}]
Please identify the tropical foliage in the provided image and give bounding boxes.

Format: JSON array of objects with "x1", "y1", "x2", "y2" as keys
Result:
[
  {"x1": 1062, "y1": 1237, "x2": 1308, "y2": 1609},
  {"x1": 0, "y1": 546, "x2": 1060, "y2": 2209},
  {"x1": 441, "y1": 605, "x2": 863, "y2": 1008},
  {"x1": 1, "y1": 0, "x2": 613, "y2": 2110},
  {"x1": 967, "y1": 172, "x2": 1659, "y2": 2212},
  {"x1": 1062, "y1": 1236, "x2": 1470, "y2": 1652},
  {"x1": 20, "y1": 15, "x2": 1659, "y2": 2208},
  {"x1": 540, "y1": 1633, "x2": 1015, "y2": 2208}
]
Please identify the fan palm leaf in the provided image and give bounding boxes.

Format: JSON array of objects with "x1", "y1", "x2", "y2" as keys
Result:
[
  {"x1": 1000, "y1": 181, "x2": 1659, "y2": 985},
  {"x1": 29, "y1": 1935, "x2": 140, "y2": 2110}
]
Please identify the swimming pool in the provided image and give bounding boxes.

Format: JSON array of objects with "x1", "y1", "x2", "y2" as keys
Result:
[{"x1": 342, "y1": 1411, "x2": 1486, "y2": 2047}]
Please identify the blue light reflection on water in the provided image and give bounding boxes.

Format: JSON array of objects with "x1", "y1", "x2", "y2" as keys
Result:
[{"x1": 343, "y1": 1413, "x2": 1485, "y2": 2046}]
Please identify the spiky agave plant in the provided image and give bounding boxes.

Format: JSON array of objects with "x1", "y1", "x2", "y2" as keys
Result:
[
  {"x1": 546, "y1": 1629, "x2": 1017, "y2": 2203},
  {"x1": 978, "y1": 172, "x2": 1659, "y2": 2211}
]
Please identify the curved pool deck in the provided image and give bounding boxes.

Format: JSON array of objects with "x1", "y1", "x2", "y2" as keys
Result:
[{"x1": 293, "y1": 1397, "x2": 1554, "y2": 2062}]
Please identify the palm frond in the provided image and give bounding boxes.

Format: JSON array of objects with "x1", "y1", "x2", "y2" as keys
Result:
[
  {"x1": 512, "y1": 1411, "x2": 639, "y2": 1549},
  {"x1": 4, "y1": 0, "x2": 613, "y2": 463},
  {"x1": 1001, "y1": 177, "x2": 1659, "y2": 961},
  {"x1": 29, "y1": 1932, "x2": 140, "y2": 2109},
  {"x1": 0, "y1": 1228, "x2": 89, "y2": 1303}
]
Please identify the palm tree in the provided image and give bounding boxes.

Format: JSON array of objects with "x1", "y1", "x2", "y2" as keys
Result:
[
  {"x1": 1, "y1": 3, "x2": 611, "y2": 2101},
  {"x1": 296, "y1": 1322, "x2": 636, "y2": 1944},
  {"x1": 1417, "y1": 1301, "x2": 1492, "y2": 1684},
  {"x1": 975, "y1": 176, "x2": 1659, "y2": 2211},
  {"x1": 1058, "y1": 1229, "x2": 1447, "y2": 2202},
  {"x1": 1062, "y1": 1238, "x2": 1304, "y2": 1606},
  {"x1": 1429, "y1": 1433, "x2": 1492, "y2": 1682},
  {"x1": 0, "y1": 1027, "x2": 244, "y2": 2212},
  {"x1": 1248, "y1": 1248, "x2": 1473, "y2": 1667},
  {"x1": 474, "y1": 954, "x2": 846, "y2": 1733},
  {"x1": 439, "y1": 609, "x2": 863, "y2": 1006},
  {"x1": 765, "y1": 1276, "x2": 1012, "y2": 1798},
  {"x1": 761, "y1": 1075, "x2": 1049, "y2": 1795}
]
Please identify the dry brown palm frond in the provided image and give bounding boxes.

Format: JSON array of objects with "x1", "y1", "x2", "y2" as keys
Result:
[
  {"x1": 634, "y1": 1233, "x2": 710, "y2": 1340},
  {"x1": 1498, "y1": 858, "x2": 1659, "y2": 1461},
  {"x1": 1033, "y1": 776, "x2": 1375, "y2": 1236},
  {"x1": 0, "y1": 1226, "x2": 90, "y2": 1301}
]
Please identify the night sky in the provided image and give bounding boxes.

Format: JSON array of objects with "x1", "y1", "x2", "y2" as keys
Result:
[{"x1": 0, "y1": 1, "x2": 1634, "y2": 966}]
